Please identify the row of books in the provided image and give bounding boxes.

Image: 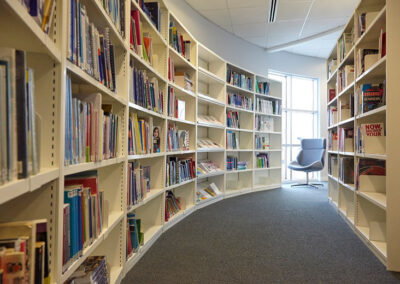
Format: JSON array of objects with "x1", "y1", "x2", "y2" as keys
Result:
[
  {"x1": 196, "y1": 182, "x2": 221, "y2": 203},
  {"x1": 328, "y1": 88, "x2": 335, "y2": 102},
  {"x1": 167, "y1": 87, "x2": 186, "y2": 119},
  {"x1": 226, "y1": 131, "x2": 239, "y2": 150},
  {"x1": 328, "y1": 155, "x2": 338, "y2": 176},
  {"x1": 165, "y1": 190, "x2": 182, "y2": 221},
  {"x1": 0, "y1": 219, "x2": 50, "y2": 284},
  {"x1": 355, "y1": 49, "x2": 379, "y2": 77},
  {"x1": 255, "y1": 115, "x2": 274, "y2": 132},
  {"x1": 20, "y1": 0, "x2": 55, "y2": 35},
  {"x1": 227, "y1": 69, "x2": 252, "y2": 91},
  {"x1": 328, "y1": 106, "x2": 338, "y2": 126},
  {"x1": 127, "y1": 162, "x2": 150, "y2": 207},
  {"x1": 198, "y1": 115, "x2": 223, "y2": 127},
  {"x1": 339, "y1": 157, "x2": 354, "y2": 184},
  {"x1": 135, "y1": 1, "x2": 162, "y2": 32},
  {"x1": 227, "y1": 93, "x2": 253, "y2": 111},
  {"x1": 355, "y1": 158, "x2": 385, "y2": 190},
  {"x1": 101, "y1": 0, "x2": 125, "y2": 37},
  {"x1": 128, "y1": 114, "x2": 160, "y2": 155},
  {"x1": 130, "y1": 10, "x2": 153, "y2": 65},
  {"x1": 328, "y1": 131, "x2": 338, "y2": 151},
  {"x1": 355, "y1": 83, "x2": 385, "y2": 115},
  {"x1": 338, "y1": 127, "x2": 353, "y2": 152},
  {"x1": 338, "y1": 32, "x2": 353, "y2": 63},
  {"x1": 165, "y1": 157, "x2": 195, "y2": 187},
  {"x1": 356, "y1": 11, "x2": 379, "y2": 39},
  {"x1": 226, "y1": 156, "x2": 248, "y2": 171},
  {"x1": 68, "y1": 1, "x2": 117, "y2": 92},
  {"x1": 0, "y1": 49, "x2": 39, "y2": 185},
  {"x1": 255, "y1": 80, "x2": 269, "y2": 95},
  {"x1": 167, "y1": 123, "x2": 190, "y2": 152},
  {"x1": 169, "y1": 21, "x2": 191, "y2": 62},
  {"x1": 337, "y1": 65, "x2": 354, "y2": 93},
  {"x1": 226, "y1": 110, "x2": 240, "y2": 128},
  {"x1": 65, "y1": 79, "x2": 121, "y2": 165},
  {"x1": 328, "y1": 59, "x2": 337, "y2": 78},
  {"x1": 175, "y1": 71, "x2": 194, "y2": 92},
  {"x1": 338, "y1": 94, "x2": 355, "y2": 121},
  {"x1": 66, "y1": 255, "x2": 108, "y2": 284},
  {"x1": 197, "y1": 138, "x2": 222, "y2": 150},
  {"x1": 355, "y1": 123, "x2": 385, "y2": 154},
  {"x1": 126, "y1": 213, "x2": 143, "y2": 257},
  {"x1": 255, "y1": 97, "x2": 281, "y2": 115},
  {"x1": 63, "y1": 171, "x2": 107, "y2": 272},
  {"x1": 256, "y1": 153, "x2": 270, "y2": 168},
  {"x1": 129, "y1": 64, "x2": 164, "y2": 114},
  {"x1": 255, "y1": 135, "x2": 270, "y2": 150},
  {"x1": 197, "y1": 160, "x2": 222, "y2": 176},
  {"x1": 168, "y1": 56, "x2": 175, "y2": 82}
]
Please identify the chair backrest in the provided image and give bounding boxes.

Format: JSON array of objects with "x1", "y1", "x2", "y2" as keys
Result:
[{"x1": 297, "y1": 138, "x2": 326, "y2": 167}]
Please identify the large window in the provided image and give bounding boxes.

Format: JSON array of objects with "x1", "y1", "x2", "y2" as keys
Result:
[{"x1": 269, "y1": 72, "x2": 319, "y2": 182}]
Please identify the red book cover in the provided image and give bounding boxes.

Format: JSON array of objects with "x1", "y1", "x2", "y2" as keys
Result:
[
  {"x1": 180, "y1": 35, "x2": 185, "y2": 57},
  {"x1": 382, "y1": 32, "x2": 386, "y2": 57},
  {"x1": 131, "y1": 10, "x2": 142, "y2": 46},
  {"x1": 329, "y1": 89, "x2": 336, "y2": 101},
  {"x1": 175, "y1": 99, "x2": 178, "y2": 118}
]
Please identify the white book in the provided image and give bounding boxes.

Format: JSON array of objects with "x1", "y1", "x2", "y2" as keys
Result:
[{"x1": 177, "y1": 99, "x2": 185, "y2": 120}]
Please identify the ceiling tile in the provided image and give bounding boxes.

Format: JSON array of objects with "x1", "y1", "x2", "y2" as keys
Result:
[
  {"x1": 185, "y1": 0, "x2": 227, "y2": 10},
  {"x1": 308, "y1": 0, "x2": 358, "y2": 19},
  {"x1": 232, "y1": 23, "x2": 267, "y2": 38},
  {"x1": 245, "y1": 36, "x2": 267, "y2": 47},
  {"x1": 276, "y1": 1, "x2": 311, "y2": 21},
  {"x1": 229, "y1": 6, "x2": 269, "y2": 25},
  {"x1": 200, "y1": 9, "x2": 232, "y2": 28},
  {"x1": 227, "y1": 0, "x2": 269, "y2": 9}
]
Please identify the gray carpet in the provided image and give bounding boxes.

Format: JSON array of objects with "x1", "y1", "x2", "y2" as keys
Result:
[{"x1": 122, "y1": 185, "x2": 400, "y2": 283}]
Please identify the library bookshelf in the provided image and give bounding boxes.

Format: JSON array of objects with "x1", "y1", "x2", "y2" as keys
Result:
[
  {"x1": 326, "y1": 0, "x2": 400, "y2": 271},
  {"x1": 0, "y1": 0, "x2": 282, "y2": 283}
]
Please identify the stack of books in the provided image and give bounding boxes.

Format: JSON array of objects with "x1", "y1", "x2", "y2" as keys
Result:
[
  {"x1": 68, "y1": 3, "x2": 117, "y2": 91},
  {"x1": 0, "y1": 219, "x2": 50, "y2": 283},
  {"x1": 196, "y1": 182, "x2": 222, "y2": 202},
  {"x1": 197, "y1": 160, "x2": 222, "y2": 176},
  {"x1": 197, "y1": 115, "x2": 223, "y2": 126},
  {"x1": 165, "y1": 157, "x2": 195, "y2": 186},
  {"x1": 66, "y1": 256, "x2": 109, "y2": 284},
  {"x1": 129, "y1": 64, "x2": 164, "y2": 114},
  {"x1": 126, "y1": 213, "x2": 143, "y2": 256},
  {"x1": 167, "y1": 123, "x2": 189, "y2": 152},
  {"x1": 197, "y1": 138, "x2": 222, "y2": 150},
  {"x1": 65, "y1": 81, "x2": 121, "y2": 165},
  {"x1": 127, "y1": 162, "x2": 151, "y2": 207},
  {"x1": 63, "y1": 171, "x2": 108, "y2": 272},
  {"x1": 0, "y1": 48, "x2": 39, "y2": 183},
  {"x1": 227, "y1": 93, "x2": 253, "y2": 110},
  {"x1": 226, "y1": 69, "x2": 252, "y2": 91}
]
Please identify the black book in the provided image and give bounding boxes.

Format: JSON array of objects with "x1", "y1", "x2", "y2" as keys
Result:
[
  {"x1": 109, "y1": 44, "x2": 116, "y2": 92},
  {"x1": 144, "y1": 2, "x2": 160, "y2": 31},
  {"x1": 15, "y1": 50, "x2": 28, "y2": 179}
]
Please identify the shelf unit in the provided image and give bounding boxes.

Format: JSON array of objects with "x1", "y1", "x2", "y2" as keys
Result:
[
  {"x1": 0, "y1": 0, "x2": 282, "y2": 283},
  {"x1": 326, "y1": 0, "x2": 400, "y2": 271}
]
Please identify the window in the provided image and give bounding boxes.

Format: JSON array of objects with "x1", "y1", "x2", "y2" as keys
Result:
[{"x1": 269, "y1": 72, "x2": 319, "y2": 182}]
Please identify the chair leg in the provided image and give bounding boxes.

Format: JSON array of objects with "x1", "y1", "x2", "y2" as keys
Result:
[{"x1": 291, "y1": 172, "x2": 323, "y2": 189}]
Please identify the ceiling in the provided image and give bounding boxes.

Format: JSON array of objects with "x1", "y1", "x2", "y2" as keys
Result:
[{"x1": 184, "y1": 0, "x2": 359, "y2": 58}]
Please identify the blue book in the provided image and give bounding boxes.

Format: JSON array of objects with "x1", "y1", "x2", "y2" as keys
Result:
[
  {"x1": 64, "y1": 186, "x2": 78, "y2": 259},
  {"x1": 77, "y1": 187, "x2": 83, "y2": 252}
]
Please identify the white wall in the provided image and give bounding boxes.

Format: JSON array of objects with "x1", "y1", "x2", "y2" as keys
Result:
[{"x1": 165, "y1": 0, "x2": 328, "y2": 181}]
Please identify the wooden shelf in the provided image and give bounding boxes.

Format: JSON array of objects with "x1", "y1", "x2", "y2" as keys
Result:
[
  {"x1": 129, "y1": 102, "x2": 166, "y2": 119},
  {"x1": 226, "y1": 127, "x2": 253, "y2": 133},
  {"x1": 197, "y1": 171, "x2": 225, "y2": 179},
  {"x1": 197, "y1": 93, "x2": 225, "y2": 106},
  {"x1": 127, "y1": 189, "x2": 165, "y2": 212},
  {"x1": 167, "y1": 116, "x2": 196, "y2": 126},
  {"x1": 227, "y1": 105, "x2": 254, "y2": 114},
  {"x1": 337, "y1": 117, "x2": 355, "y2": 126},
  {"x1": 198, "y1": 67, "x2": 225, "y2": 85},
  {"x1": 197, "y1": 147, "x2": 225, "y2": 153},
  {"x1": 197, "y1": 121, "x2": 225, "y2": 129},
  {"x1": 255, "y1": 93, "x2": 282, "y2": 100},
  {"x1": 128, "y1": 152, "x2": 165, "y2": 160},
  {"x1": 64, "y1": 157, "x2": 126, "y2": 176},
  {"x1": 356, "y1": 153, "x2": 386, "y2": 160},
  {"x1": 356, "y1": 105, "x2": 386, "y2": 120},
  {"x1": 356, "y1": 56, "x2": 386, "y2": 84},
  {"x1": 254, "y1": 111, "x2": 281, "y2": 117},
  {"x1": 129, "y1": 50, "x2": 167, "y2": 83},
  {"x1": 169, "y1": 81, "x2": 196, "y2": 98},
  {"x1": 169, "y1": 46, "x2": 196, "y2": 70},
  {"x1": 226, "y1": 83, "x2": 254, "y2": 95},
  {"x1": 358, "y1": 191, "x2": 387, "y2": 210}
]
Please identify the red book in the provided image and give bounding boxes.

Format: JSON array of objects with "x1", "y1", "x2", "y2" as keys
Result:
[
  {"x1": 180, "y1": 35, "x2": 185, "y2": 57},
  {"x1": 381, "y1": 32, "x2": 386, "y2": 57},
  {"x1": 329, "y1": 89, "x2": 336, "y2": 101}
]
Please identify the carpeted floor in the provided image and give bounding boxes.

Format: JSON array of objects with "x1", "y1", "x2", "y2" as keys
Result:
[{"x1": 122, "y1": 185, "x2": 400, "y2": 283}]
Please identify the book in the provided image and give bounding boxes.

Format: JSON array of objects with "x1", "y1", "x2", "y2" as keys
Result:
[
  {"x1": 66, "y1": 255, "x2": 108, "y2": 284},
  {"x1": 255, "y1": 80, "x2": 269, "y2": 95},
  {"x1": 177, "y1": 100, "x2": 185, "y2": 120},
  {"x1": 255, "y1": 97, "x2": 280, "y2": 115},
  {"x1": 355, "y1": 158, "x2": 385, "y2": 189},
  {"x1": 165, "y1": 157, "x2": 195, "y2": 187},
  {"x1": 174, "y1": 71, "x2": 193, "y2": 91},
  {"x1": 144, "y1": 2, "x2": 161, "y2": 32},
  {"x1": 197, "y1": 115, "x2": 223, "y2": 126},
  {"x1": 152, "y1": 126, "x2": 161, "y2": 153},
  {"x1": 255, "y1": 115, "x2": 274, "y2": 132},
  {"x1": 256, "y1": 153, "x2": 270, "y2": 168},
  {"x1": 197, "y1": 138, "x2": 222, "y2": 149},
  {"x1": 227, "y1": 92, "x2": 253, "y2": 111},
  {"x1": 165, "y1": 190, "x2": 182, "y2": 221},
  {"x1": 167, "y1": 123, "x2": 189, "y2": 152},
  {"x1": 196, "y1": 182, "x2": 221, "y2": 203},
  {"x1": 328, "y1": 89, "x2": 336, "y2": 102},
  {"x1": 356, "y1": 123, "x2": 385, "y2": 154},
  {"x1": 169, "y1": 21, "x2": 191, "y2": 61},
  {"x1": 360, "y1": 83, "x2": 384, "y2": 114},
  {"x1": 226, "y1": 131, "x2": 239, "y2": 150},
  {"x1": 339, "y1": 157, "x2": 354, "y2": 184},
  {"x1": 226, "y1": 110, "x2": 240, "y2": 128},
  {"x1": 197, "y1": 160, "x2": 222, "y2": 176},
  {"x1": 226, "y1": 156, "x2": 248, "y2": 171},
  {"x1": 128, "y1": 113, "x2": 154, "y2": 155},
  {"x1": 337, "y1": 65, "x2": 354, "y2": 93},
  {"x1": 227, "y1": 68, "x2": 252, "y2": 91},
  {"x1": 126, "y1": 213, "x2": 143, "y2": 255},
  {"x1": 127, "y1": 162, "x2": 151, "y2": 207},
  {"x1": 255, "y1": 135, "x2": 270, "y2": 150}
]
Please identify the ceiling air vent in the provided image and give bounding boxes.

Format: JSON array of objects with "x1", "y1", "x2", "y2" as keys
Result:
[{"x1": 268, "y1": 0, "x2": 279, "y2": 23}]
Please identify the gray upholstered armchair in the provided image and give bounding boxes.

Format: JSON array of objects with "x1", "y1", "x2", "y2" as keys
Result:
[{"x1": 288, "y1": 138, "x2": 326, "y2": 188}]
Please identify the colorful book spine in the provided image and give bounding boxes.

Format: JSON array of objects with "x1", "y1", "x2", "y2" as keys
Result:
[{"x1": 165, "y1": 157, "x2": 195, "y2": 187}]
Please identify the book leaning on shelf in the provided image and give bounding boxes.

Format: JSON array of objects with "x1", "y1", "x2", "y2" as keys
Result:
[
  {"x1": 101, "y1": 0, "x2": 125, "y2": 37},
  {"x1": 338, "y1": 127, "x2": 354, "y2": 152},
  {"x1": 167, "y1": 123, "x2": 189, "y2": 152},
  {"x1": 338, "y1": 32, "x2": 353, "y2": 62},
  {"x1": 196, "y1": 182, "x2": 221, "y2": 203},
  {"x1": 128, "y1": 113, "x2": 162, "y2": 155},
  {"x1": 197, "y1": 160, "x2": 222, "y2": 176},
  {"x1": 226, "y1": 131, "x2": 239, "y2": 150},
  {"x1": 227, "y1": 92, "x2": 253, "y2": 111},
  {"x1": 165, "y1": 190, "x2": 184, "y2": 221},
  {"x1": 20, "y1": 0, "x2": 56, "y2": 34},
  {"x1": 65, "y1": 76, "x2": 121, "y2": 165},
  {"x1": 328, "y1": 131, "x2": 338, "y2": 151},
  {"x1": 63, "y1": 171, "x2": 108, "y2": 272},
  {"x1": 355, "y1": 123, "x2": 385, "y2": 154},
  {"x1": 337, "y1": 65, "x2": 354, "y2": 93},
  {"x1": 66, "y1": 255, "x2": 109, "y2": 284},
  {"x1": 255, "y1": 80, "x2": 269, "y2": 95},
  {"x1": 226, "y1": 110, "x2": 240, "y2": 128},
  {"x1": 130, "y1": 10, "x2": 153, "y2": 65},
  {"x1": 68, "y1": 1, "x2": 117, "y2": 92},
  {"x1": 197, "y1": 138, "x2": 222, "y2": 150},
  {"x1": 167, "y1": 86, "x2": 186, "y2": 119},
  {"x1": 129, "y1": 62, "x2": 164, "y2": 114},
  {"x1": 197, "y1": 115, "x2": 223, "y2": 126},
  {"x1": 174, "y1": 71, "x2": 193, "y2": 92},
  {"x1": 127, "y1": 162, "x2": 150, "y2": 207},
  {"x1": 339, "y1": 157, "x2": 354, "y2": 184},
  {"x1": 126, "y1": 213, "x2": 143, "y2": 257},
  {"x1": 255, "y1": 135, "x2": 270, "y2": 150},
  {"x1": 256, "y1": 153, "x2": 270, "y2": 168},
  {"x1": 255, "y1": 97, "x2": 281, "y2": 115},
  {"x1": 0, "y1": 219, "x2": 50, "y2": 284},
  {"x1": 327, "y1": 106, "x2": 338, "y2": 126},
  {"x1": 355, "y1": 83, "x2": 385, "y2": 115},
  {"x1": 168, "y1": 56, "x2": 175, "y2": 82},
  {"x1": 355, "y1": 158, "x2": 385, "y2": 190},
  {"x1": 328, "y1": 59, "x2": 337, "y2": 78},
  {"x1": 255, "y1": 115, "x2": 274, "y2": 132},
  {"x1": 328, "y1": 155, "x2": 338, "y2": 176},
  {"x1": 226, "y1": 69, "x2": 252, "y2": 91},
  {"x1": 169, "y1": 21, "x2": 191, "y2": 61},
  {"x1": 165, "y1": 157, "x2": 195, "y2": 187},
  {"x1": 0, "y1": 48, "x2": 40, "y2": 184}
]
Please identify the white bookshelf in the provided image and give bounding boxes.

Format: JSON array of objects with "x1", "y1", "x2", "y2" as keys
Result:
[
  {"x1": 327, "y1": 0, "x2": 400, "y2": 271},
  {"x1": 0, "y1": 0, "x2": 283, "y2": 282}
]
